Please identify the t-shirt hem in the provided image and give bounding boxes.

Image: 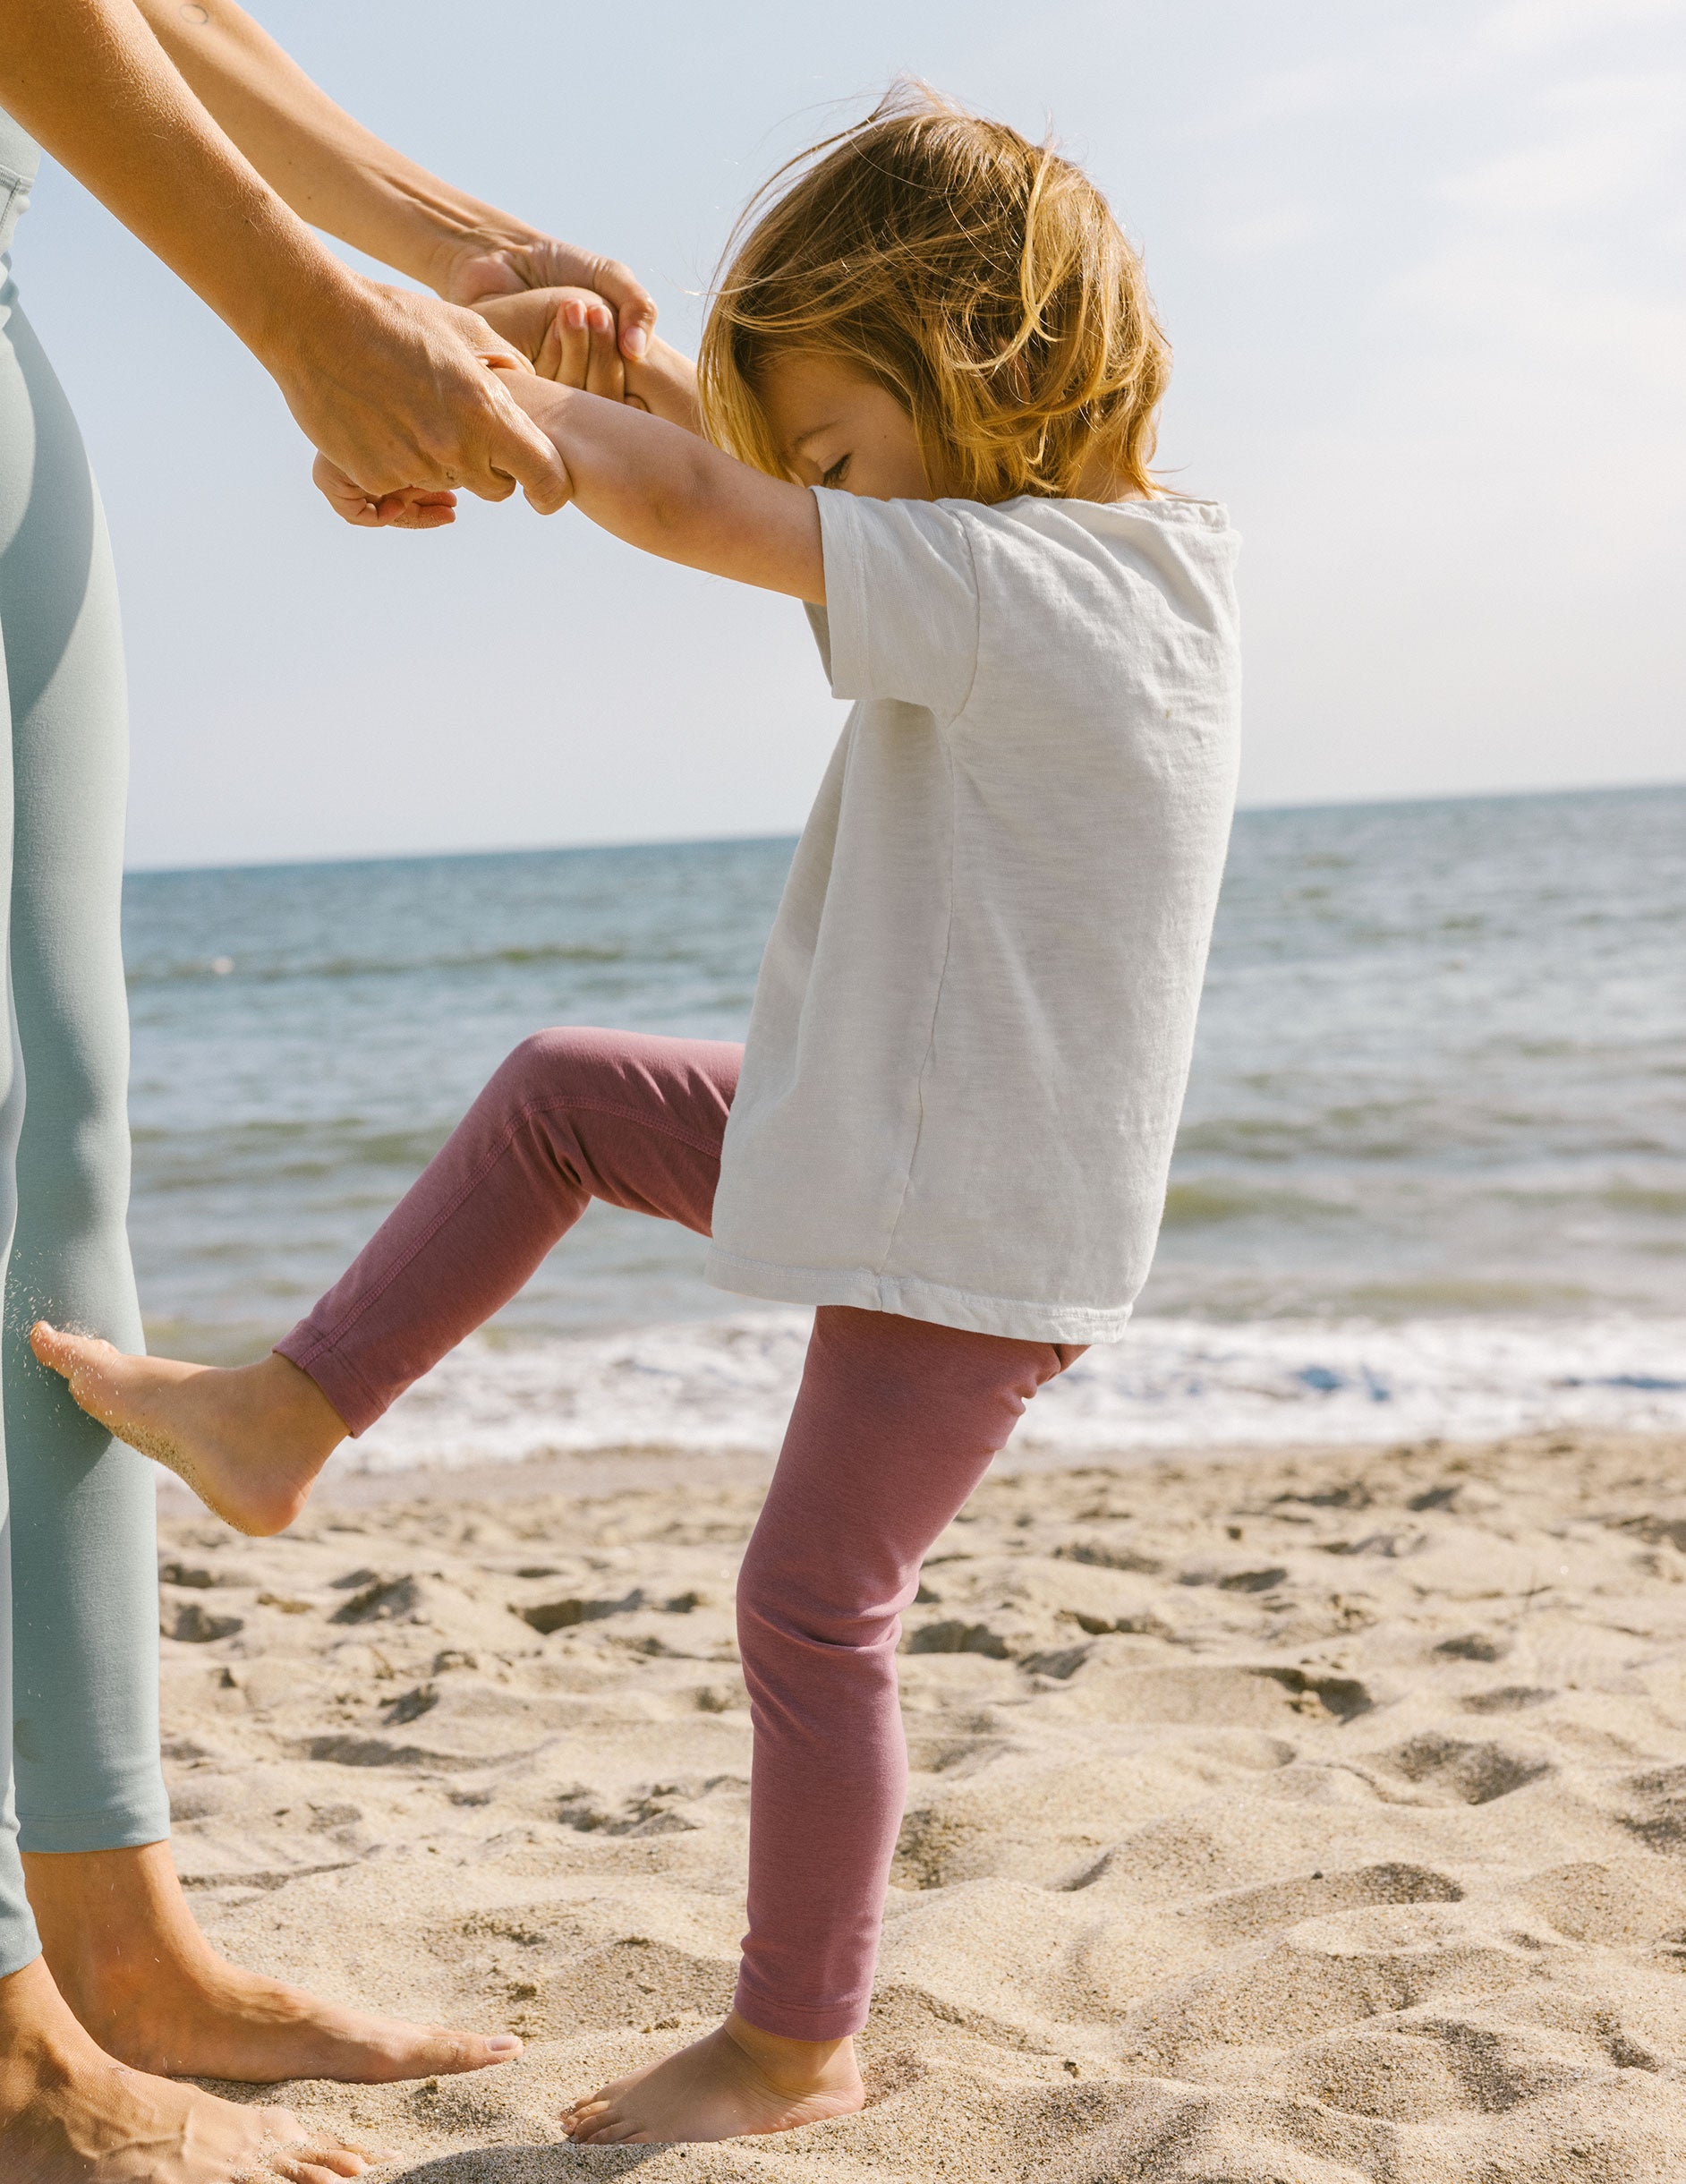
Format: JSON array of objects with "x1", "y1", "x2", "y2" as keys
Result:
[{"x1": 703, "y1": 1246, "x2": 1133, "y2": 1344}]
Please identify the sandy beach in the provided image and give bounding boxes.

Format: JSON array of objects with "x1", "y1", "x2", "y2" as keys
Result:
[{"x1": 154, "y1": 1425, "x2": 1686, "y2": 2180}]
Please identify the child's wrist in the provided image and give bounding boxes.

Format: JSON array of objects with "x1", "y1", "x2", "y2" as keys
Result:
[{"x1": 626, "y1": 341, "x2": 704, "y2": 434}]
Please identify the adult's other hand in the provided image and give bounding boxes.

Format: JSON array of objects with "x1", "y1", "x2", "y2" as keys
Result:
[
  {"x1": 278, "y1": 284, "x2": 569, "y2": 523},
  {"x1": 437, "y1": 235, "x2": 656, "y2": 363}
]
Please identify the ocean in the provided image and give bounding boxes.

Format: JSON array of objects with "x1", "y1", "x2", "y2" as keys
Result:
[{"x1": 123, "y1": 784, "x2": 1686, "y2": 1472}]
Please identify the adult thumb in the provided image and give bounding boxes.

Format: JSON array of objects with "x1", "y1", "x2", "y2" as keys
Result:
[{"x1": 481, "y1": 378, "x2": 571, "y2": 515}]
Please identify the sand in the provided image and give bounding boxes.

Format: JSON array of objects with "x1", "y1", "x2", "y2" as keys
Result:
[{"x1": 156, "y1": 1426, "x2": 1686, "y2": 2180}]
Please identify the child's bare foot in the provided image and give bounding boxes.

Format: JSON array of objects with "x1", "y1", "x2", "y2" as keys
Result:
[
  {"x1": 28, "y1": 1327, "x2": 345, "y2": 1537},
  {"x1": 562, "y1": 2010, "x2": 864, "y2": 2146},
  {"x1": 0, "y1": 1956, "x2": 396, "y2": 2183}
]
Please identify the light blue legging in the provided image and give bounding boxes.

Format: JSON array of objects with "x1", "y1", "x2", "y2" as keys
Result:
[{"x1": 0, "y1": 123, "x2": 169, "y2": 1981}]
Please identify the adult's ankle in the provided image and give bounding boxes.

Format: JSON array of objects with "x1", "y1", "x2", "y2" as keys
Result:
[
  {"x1": 23, "y1": 1844, "x2": 209, "y2": 2018},
  {"x1": 0, "y1": 1957, "x2": 95, "y2": 2111}
]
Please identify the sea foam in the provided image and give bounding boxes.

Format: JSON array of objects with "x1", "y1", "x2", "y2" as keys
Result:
[{"x1": 338, "y1": 1310, "x2": 1686, "y2": 1477}]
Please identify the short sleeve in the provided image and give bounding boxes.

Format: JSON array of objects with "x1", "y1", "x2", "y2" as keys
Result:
[{"x1": 812, "y1": 490, "x2": 981, "y2": 716}]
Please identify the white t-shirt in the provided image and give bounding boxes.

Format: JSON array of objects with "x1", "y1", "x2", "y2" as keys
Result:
[{"x1": 705, "y1": 486, "x2": 1241, "y2": 1345}]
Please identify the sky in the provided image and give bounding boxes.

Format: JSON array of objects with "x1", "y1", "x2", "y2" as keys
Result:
[{"x1": 14, "y1": 0, "x2": 1685, "y2": 869}]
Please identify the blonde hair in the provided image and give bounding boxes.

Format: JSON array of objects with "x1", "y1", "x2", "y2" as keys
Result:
[{"x1": 698, "y1": 82, "x2": 1171, "y2": 504}]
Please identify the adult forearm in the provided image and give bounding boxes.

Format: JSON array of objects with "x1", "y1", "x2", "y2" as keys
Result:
[
  {"x1": 0, "y1": 0, "x2": 572, "y2": 514},
  {"x1": 0, "y1": 0, "x2": 355, "y2": 363},
  {"x1": 131, "y1": 0, "x2": 531, "y2": 293}
]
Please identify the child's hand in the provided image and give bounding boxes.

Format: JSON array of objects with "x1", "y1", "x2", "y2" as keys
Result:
[
  {"x1": 473, "y1": 287, "x2": 628, "y2": 401},
  {"x1": 476, "y1": 289, "x2": 705, "y2": 438}
]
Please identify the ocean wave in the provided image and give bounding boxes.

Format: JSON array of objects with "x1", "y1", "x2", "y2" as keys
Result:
[
  {"x1": 123, "y1": 796, "x2": 1686, "y2": 1373},
  {"x1": 338, "y1": 1310, "x2": 1686, "y2": 1479},
  {"x1": 1160, "y1": 1180, "x2": 1361, "y2": 1227},
  {"x1": 124, "y1": 941, "x2": 678, "y2": 986}
]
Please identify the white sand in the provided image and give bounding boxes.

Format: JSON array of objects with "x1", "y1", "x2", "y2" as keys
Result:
[{"x1": 158, "y1": 1428, "x2": 1686, "y2": 2179}]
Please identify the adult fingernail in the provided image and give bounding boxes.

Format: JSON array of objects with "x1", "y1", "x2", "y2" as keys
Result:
[
  {"x1": 623, "y1": 326, "x2": 648, "y2": 359},
  {"x1": 487, "y1": 2035, "x2": 522, "y2": 2055}
]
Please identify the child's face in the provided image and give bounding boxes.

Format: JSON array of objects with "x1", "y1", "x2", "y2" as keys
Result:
[{"x1": 759, "y1": 352, "x2": 932, "y2": 501}]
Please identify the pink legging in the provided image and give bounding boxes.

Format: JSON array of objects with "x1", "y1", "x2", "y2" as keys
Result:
[{"x1": 277, "y1": 1028, "x2": 1077, "y2": 2040}]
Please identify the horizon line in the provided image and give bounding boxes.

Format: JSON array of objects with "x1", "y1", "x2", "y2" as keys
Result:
[{"x1": 123, "y1": 775, "x2": 1685, "y2": 883}]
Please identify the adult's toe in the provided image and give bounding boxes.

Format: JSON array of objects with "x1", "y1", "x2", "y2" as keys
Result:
[
  {"x1": 275, "y1": 2147, "x2": 391, "y2": 2182},
  {"x1": 450, "y1": 2029, "x2": 522, "y2": 2069}
]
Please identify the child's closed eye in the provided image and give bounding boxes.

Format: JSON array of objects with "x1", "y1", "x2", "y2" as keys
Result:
[{"x1": 821, "y1": 454, "x2": 852, "y2": 490}]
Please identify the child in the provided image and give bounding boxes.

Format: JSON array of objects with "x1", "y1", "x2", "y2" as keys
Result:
[{"x1": 35, "y1": 86, "x2": 1240, "y2": 2147}]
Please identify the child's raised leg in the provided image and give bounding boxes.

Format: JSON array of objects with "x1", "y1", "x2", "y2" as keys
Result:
[
  {"x1": 31, "y1": 1028, "x2": 737, "y2": 1532},
  {"x1": 564, "y1": 1307, "x2": 1080, "y2": 2145}
]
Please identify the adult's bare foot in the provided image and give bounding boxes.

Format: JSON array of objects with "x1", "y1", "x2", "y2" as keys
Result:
[
  {"x1": 26, "y1": 1843, "x2": 523, "y2": 2088},
  {"x1": 28, "y1": 1327, "x2": 344, "y2": 1537},
  {"x1": 562, "y1": 2009, "x2": 864, "y2": 2146},
  {"x1": 0, "y1": 1956, "x2": 393, "y2": 2183}
]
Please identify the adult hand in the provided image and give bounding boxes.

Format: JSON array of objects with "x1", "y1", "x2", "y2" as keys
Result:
[
  {"x1": 276, "y1": 281, "x2": 570, "y2": 524},
  {"x1": 311, "y1": 455, "x2": 461, "y2": 531},
  {"x1": 435, "y1": 234, "x2": 657, "y2": 363}
]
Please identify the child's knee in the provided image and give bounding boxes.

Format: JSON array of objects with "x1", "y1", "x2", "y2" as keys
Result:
[
  {"x1": 736, "y1": 1531, "x2": 896, "y2": 1668},
  {"x1": 488, "y1": 1027, "x2": 606, "y2": 1115}
]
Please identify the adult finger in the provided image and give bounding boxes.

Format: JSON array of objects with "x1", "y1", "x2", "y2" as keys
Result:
[
  {"x1": 313, "y1": 452, "x2": 384, "y2": 526},
  {"x1": 451, "y1": 302, "x2": 532, "y2": 375},
  {"x1": 379, "y1": 488, "x2": 458, "y2": 530},
  {"x1": 583, "y1": 252, "x2": 657, "y2": 361},
  {"x1": 479, "y1": 385, "x2": 570, "y2": 513}
]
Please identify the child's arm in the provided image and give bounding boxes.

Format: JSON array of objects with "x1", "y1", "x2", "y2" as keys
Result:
[
  {"x1": 624, "y1": 338, "x2": 705, "y2": 437},
  {"x1": 506, "y1": 375, "x2": 822, "y2": 602}
]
